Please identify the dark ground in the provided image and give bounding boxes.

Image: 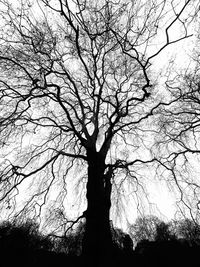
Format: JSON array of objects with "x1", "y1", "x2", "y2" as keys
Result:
[{"x1": 1, "y1": 240, "x2": 200, "y2": 267}]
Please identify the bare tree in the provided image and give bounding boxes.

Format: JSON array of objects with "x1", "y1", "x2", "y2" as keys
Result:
[
  {"x1": 129, "y1": 215, "x2": 162, "y2": 244},
  {"x1": 174, "y1": 218, "x2": 200, "y2": 243},
  {"x1": 0, "y1": 0, "x2": 198, "y2": 264}
]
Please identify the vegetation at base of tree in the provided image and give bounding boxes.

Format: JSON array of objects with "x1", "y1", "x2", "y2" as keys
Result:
[{"x1": 0, "y1": 216, "x2": 200, "y2": 266}]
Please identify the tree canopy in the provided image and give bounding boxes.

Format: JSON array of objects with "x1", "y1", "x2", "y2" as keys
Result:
[{"x1": 0, "y1": 1, "x2": 199, "y2": 263}]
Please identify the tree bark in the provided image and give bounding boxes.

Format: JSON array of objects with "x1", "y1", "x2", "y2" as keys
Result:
[{"x1": 82, "y1": 148, "x2": 113, "y2": 265}]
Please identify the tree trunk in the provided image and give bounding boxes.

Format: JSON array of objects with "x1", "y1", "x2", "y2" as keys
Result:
[{"x1": 82, "y1": 148, "x2": 113, "y2": 266}]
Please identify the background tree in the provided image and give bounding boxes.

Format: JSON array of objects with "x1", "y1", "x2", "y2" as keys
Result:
[
  {"x1": 0, "y1": 0, "x2": 198, "y2": 264},
  {"x1": 174, "y1": 218, "x2": 200, "y2": 244},
  {"x1": 154, "y1": 221, "x2": 175, "y2": 241},
  {"x1": 0, "y1": 219, "x2": 54, "y2": 267},
  {"x1": 129, "y1": 215, "x2": 175, "y2": 246},
  {"x1": 129, "y1": 215, "x2": 162, "y2": 245},
  {"x1": 0, "y1": 219, "x2": 52, "y2": 252}
]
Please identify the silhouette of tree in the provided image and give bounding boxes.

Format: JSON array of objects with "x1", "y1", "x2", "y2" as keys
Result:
[
  {"x1": 129, "y1": 215, "x2": 162, "y2": 244},
  {"x1": 0, "y1": 219, "x2": 55, "y2": 267},
  {"x1": 0, "y1": 219, "x2": 52, "y2": 251},
  {"x1": 130, "y1": 215, "x2": 177, "y2": 250},
  {"x1": 0, "y1": 0, "x2": 198, "y2": 264},
  {"x1": 174, "y1": 218, "x2": 200, "y2": 244},
  {"x1": 110, "y1": 223, "x2": 133, "y2": 253},
  {"x1": 155, "y1": 221, "x2": 175, "y2": 241}
]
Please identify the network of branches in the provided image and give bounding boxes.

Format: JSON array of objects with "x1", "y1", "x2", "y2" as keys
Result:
[{"x1": 0, "y1": 0, "x2": 199, "y2": 233}]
